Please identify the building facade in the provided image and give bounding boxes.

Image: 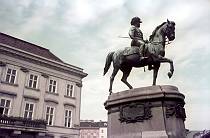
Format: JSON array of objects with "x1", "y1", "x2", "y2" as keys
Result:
[
  {"x1": 0, "y1": 32, "x2": 87, "y2": 138},
  {"x1": 80, "y1": 120, "x2": 107, "y2": 138},
  {"x1": 99, "y1": 127, "x2": 107, "y2": 138}
]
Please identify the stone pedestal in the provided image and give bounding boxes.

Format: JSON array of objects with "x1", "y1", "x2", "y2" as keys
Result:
[{"x1": 104, "y1": 85, "x2": 186, "y2": 138}]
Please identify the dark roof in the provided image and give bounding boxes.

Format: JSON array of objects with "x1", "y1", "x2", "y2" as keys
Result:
[
  {"x1": 80, "y1": 121, "x2": 107, "y2": 128},
  {"x1": 0, "y1": 32, "x2": 63, "y2": 62}
]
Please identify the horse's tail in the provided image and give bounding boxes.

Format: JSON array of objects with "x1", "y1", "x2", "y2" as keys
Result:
[{"x1": 103, "y1": 52, "x2": 114, "y2": 76}]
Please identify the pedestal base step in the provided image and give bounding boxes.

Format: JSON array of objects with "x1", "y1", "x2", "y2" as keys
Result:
[{"x1": 142, "y1": 131, "x2": 168, "y2": 138}]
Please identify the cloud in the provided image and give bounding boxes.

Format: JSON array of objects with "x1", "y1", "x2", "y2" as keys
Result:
[{"x1": 0, "y1": 0, "x2": 210, "y2": 130}]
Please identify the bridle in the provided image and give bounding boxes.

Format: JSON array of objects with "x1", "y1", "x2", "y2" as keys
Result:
[
  {"x1": 150, "y1": 24, "x2": 174, "y2": 46},
  {"x1": 150, "y1": 38, "x2": 172, "y2": 45}
]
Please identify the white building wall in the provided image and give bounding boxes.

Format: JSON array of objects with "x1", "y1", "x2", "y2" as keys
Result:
[
  {"x1": 99, "y1": 127, "x2": 107, "y2": 138},
  {"x1": 0, "y1": 42, "x2": 86, "y2": 137}
]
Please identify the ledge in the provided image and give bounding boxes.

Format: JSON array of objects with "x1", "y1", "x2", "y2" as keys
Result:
[
  {"x1": 104, "y1": 85, "x2": 185, "y2": 109},
  {"x1": 25, "y1": 86, "x2": 40, "y2": 92},
  {"x1": 47, "y1": 125, "x2": 80, "y2": 130},
  {"x1": 1, "y1": 81, "x2": 18, "y2": 87},
  {"x1": 44, "y1": 98, "x2": 59, "y2": 104},
  {"x1": 64, "y1": 95, "x2": 76, "y2": 99},
  {"x1": 45, "y1": 91, "x2": 59, "y2": 96},
  {"x1": 63, "y1": 102, "x2": 76, "y2": 107},
  {"x1": 23, "y1": 95, "x2": 39, "y2": 101},
  {"x1": 0, "y1": 90, "x2": 17, "y2": 96}
]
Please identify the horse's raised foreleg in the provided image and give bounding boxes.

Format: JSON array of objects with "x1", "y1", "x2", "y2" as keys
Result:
[
  {"x1": 121, "y1": 67, "x2": 133, "y2": 89},
  {"x1": 153, "y1": 64, "x2": 160, "y2": 85},
  {"x1": 109, "y1": 67, "x2": 119, "y2": 95},
  {"x1": 158, "y1": 56, "x2": 174, "y2": 78}
]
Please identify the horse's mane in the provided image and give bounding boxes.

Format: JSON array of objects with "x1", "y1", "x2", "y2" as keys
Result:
[{"x1": 149, "y1": 22, "x2": 166, "y2": 41}]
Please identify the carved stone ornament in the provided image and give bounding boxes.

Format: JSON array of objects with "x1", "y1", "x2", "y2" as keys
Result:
[
  {"x1": 165, "y1": 103, "x2": 186, "y2": 121},
  {"x1": 0, "y1": 61, "x2": 6, "y2": 67},
  {"x1": 76, "y1": 82, "x2": 82, "y2": 87},
  {"x1": 41, "y1": 73, "x2": 49, "y2": 78},
  {"x1": 119, "y1": 102, "x2": 152, "y2": 123},
  {"x1": 20, "y1": 67, "x2": 29, "y2": 73}
]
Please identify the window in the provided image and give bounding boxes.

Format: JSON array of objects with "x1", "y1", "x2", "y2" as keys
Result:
[
  {"x1": 46, "y1": 106, "x2": 55, "y2": 125},
  {"x1": 64, "y1": 109, "x2": 72, "y2": 127},
  {"x1": 5, "y1": 68, "x2": 17, "y2": 84},
  {"x1": 24, "y1": 102, "x2": 34, "y2": 119},
  {"x1": 66, "y1": 84, "x2": 74, "y2": 97},
  {"x1": 48, "y1": 79, "x2": 57, "y2": 93},
  {"x1": 0, "y1": 98, "x2": 11, "y2": 116},
  {"x1": 28, "y1": 74, "x2": 38, "y2": 89}
]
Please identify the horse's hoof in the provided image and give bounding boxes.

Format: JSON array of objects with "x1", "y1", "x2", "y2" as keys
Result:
[
  {"x1": 168, "y1": 72, "x2": 172, "y2": 78},
  {"x1": 109, "y1": 90, "x2": 112, "y2": 95}
]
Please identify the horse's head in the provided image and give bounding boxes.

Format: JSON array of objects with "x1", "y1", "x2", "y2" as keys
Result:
[
  {"x1": 149, "y1": 19, "x2": 176, "y2": 43},
  {"x1": 164, "y1": 19, "x2": 176, "y2": 41}
]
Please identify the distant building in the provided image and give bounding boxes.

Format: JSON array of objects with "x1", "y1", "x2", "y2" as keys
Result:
[
  {"x1": 186, "y1": 130, "x2": 210, "y2": 138},
  {"x1": 0, "y1": 32, "x2": 87, "y2": 138},
  {"x1": 80, "y1": 120, "x2": 107, "y2": 138}
]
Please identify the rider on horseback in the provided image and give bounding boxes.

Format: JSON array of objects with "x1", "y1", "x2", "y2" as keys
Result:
[{"x1": 129, "y1": 17, "x2": 148, "y2": 62}]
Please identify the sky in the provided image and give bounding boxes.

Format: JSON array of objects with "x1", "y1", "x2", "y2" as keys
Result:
[{"x1": 0, "y1": 0, "x2": 210, "y2": 130}]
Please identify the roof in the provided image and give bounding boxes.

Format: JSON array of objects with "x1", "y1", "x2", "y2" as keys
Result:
[
  {"x1": 0, "y1": 32, "x2": 63, "y2": 62},
  {"x1": 80, "y1": 121, "x2": 107, "y2": 128}
]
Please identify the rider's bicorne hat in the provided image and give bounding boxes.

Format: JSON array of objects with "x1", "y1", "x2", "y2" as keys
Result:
[{"x1": 131, "y1": 17, "x2": 142, "y2": 25}]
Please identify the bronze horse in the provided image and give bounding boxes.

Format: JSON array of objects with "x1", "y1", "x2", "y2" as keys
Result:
[{"x1": 103, "y1": 19, "x2": 176, "y2": 95}]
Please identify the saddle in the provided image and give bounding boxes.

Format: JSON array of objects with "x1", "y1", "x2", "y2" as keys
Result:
[{"x1": 122, "y1": 47, "x2": 141, "y2": 56}]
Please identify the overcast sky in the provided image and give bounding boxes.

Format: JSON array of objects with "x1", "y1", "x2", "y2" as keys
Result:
[{"x1": 1, "y1": 0, "x2": 210, "y2": 130}]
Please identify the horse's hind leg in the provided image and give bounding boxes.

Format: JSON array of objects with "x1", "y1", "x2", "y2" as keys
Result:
[
  {"x1": 109, "y1": 66, "x2": 119, "y2": 95},
  {"x1": 121, "y1": 67, "x2": 133, "y2": 89}
]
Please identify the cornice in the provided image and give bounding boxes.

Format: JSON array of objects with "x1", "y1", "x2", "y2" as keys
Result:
[{"x1": 0, "y1": 44, "x2": 88, "y2": 78}]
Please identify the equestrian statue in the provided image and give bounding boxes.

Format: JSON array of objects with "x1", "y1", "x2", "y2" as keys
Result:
[{"x1": 103, "y1": 17, "x2": 176, "y2": 95}]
